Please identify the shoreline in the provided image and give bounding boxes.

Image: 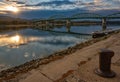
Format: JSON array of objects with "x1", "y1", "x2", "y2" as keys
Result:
[{"x1": 0, "y1": 29, "x2": 120, "y2": 81}]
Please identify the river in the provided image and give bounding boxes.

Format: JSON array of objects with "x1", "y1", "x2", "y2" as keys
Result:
[{"x1": 0, "y1": 25, "x2": 119, "y2": 71}]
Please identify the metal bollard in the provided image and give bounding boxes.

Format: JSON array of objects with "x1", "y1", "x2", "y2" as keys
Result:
[{"x1": 95, "y1": 49, "x2": 116, "y2": 78}]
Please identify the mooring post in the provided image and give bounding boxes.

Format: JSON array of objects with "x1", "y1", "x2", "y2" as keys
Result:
[
  {"x1": 102, "y1": 18, "x2": 107, "y2": 30},
  {"x1": 95, "y1": 49, "x2": 116, "y2": 78},
  {"x1": 66, "y1": 19, "x2": 71, "y2": 32}
]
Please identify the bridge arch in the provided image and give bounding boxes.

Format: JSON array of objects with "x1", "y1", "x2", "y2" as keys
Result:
[
  {"x1": 107, "y1": 12, "x2": 120, "y2": 17},
  {"x1": 48, "y1": 14, "x2": 68, "y2": 20},
  {"x1": 71, "y1": 13, "x2": 103, "y2": 19}
]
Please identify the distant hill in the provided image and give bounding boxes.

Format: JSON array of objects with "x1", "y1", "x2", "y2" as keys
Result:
[
  {"x1": 17, "y1": 9, "x2": 120, "y2": 20},
  {"x1": 0, "y1": 16, "x2": 15, "y2": 21},
  {"x1": 0, "y1": 15, "x2": 31, "y2": 25},
  {"x1": 0, "y1": 15, "x2": 29, "y2": 21}
]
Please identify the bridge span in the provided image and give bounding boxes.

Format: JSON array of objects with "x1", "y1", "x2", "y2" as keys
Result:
[{"x1": 34, "y1": 12, "x2": 120, "y2": 32}]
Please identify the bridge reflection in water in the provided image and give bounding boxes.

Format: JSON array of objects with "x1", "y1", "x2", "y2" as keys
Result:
[{"x1": 0, "y1": 28, "x2": 91, "y2": 49}]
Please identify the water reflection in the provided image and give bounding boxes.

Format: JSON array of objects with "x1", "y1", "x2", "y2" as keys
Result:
[
  {"x1": 11, "y1": 35, "x2": 20, "y2": 43},
  {"x1": 10, "y1": 35, "x2": 26, "y2": 48},
  {"x1": 53, "y1": 25, "x2": 120, "y2": 34},
  {"x1": 0, "y1": 34, "x2": 43, "y2": 48},
  {"x1": 0, "y1": 25, "x2": 120, "y2": 71},
  {"x1": 0, "y1": 28, "x2": 91, "y2": 71}
]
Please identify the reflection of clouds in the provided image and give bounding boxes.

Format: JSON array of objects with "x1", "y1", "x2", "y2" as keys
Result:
[
  {"x1": 0, "y1": 29, "x2": 91, "y2": 71},
  {"x1": 0, "y1": 32, "x2": 88, "y2": 48},
  {"x1": 6, "y1": 48, "x2": 10, "y2": 52},
  {"x1": 24, "y1": 52, "x2": 30, "y2": 58},
  {"x1": 41, "y1": 36, "x2": 85, "y2": 44},
  {"x1": 32, "y1": 52, "x2": 36, "y2": 57}
]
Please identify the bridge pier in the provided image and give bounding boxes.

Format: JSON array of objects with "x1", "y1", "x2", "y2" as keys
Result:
[
  {"x1": 102, "y1": 18, "x2": 107, "y2": 30},
  {"x1": 36, "y1": 21, "x2": 43, "y2": 27},
  {"x1": 51, "y1": 20, "x2": 55, "y2": 27},
  {"x1": 45, "y1": 20, "x2": 50, "y2": 30},
  {"x1": 39, "y1": 21, "x2": 44, "y2": 30},
  {"x1": 66, "y1": 20, "x2": 71, "y2": 32}
]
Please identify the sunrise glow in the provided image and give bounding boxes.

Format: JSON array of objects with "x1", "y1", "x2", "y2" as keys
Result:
[{"x1": 5, "y1": 6, "x2": 19, "y2": 13}]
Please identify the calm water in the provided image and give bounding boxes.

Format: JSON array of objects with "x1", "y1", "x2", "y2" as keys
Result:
[
  {"x1": 0, "y1": 25, "x2": 119, "y2": 71},
  {"x1": 0, "y1": 28, "x2": 91, "y2": 71},
  {"x1": 53, "y1": 25, "x2": 120, "y2": 34}
]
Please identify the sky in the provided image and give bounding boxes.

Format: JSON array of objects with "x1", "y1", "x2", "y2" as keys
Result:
[{"x1": 0, "y1": 0, "x2": 120, "y2": 18}]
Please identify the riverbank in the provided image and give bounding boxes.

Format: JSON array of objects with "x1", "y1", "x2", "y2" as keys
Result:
[
  {"x1": 0, "y1": 25, "x2": 35, "y2": 28},
  {"x1": 59, "y1": 31, "x2": 120, "y2": 82},
  {"x1": 0, "y1": 29, "x2": 120, "y2": 82}
]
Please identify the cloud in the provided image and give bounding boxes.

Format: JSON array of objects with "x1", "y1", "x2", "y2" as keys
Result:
[
  {"x1": 24, "y1": 0, "x2": 120, "y2": 10},
  {"x1": 0, "y1": 0, "x2": 120, "y2": 15}
]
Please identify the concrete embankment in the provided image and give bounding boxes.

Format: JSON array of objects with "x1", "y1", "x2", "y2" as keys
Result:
[{"x1": 0, "y1": 29, "x2": 120, "y2": 82}]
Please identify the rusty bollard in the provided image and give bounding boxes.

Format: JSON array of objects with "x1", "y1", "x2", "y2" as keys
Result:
[{"x1": 95, "y1": 49, "x2": 116, "y2": 78}]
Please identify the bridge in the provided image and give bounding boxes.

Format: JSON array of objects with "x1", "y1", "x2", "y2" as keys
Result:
[{"x1": 34, "y1": 12, "x2": 120, "y2": 32}]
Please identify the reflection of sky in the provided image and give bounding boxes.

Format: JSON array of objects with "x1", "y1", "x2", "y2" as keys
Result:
[
  {"x1": 0, "y1": 28, "x2": 90, "y2": 71},
  {"x1": 0, "y1": 0, "x2": 120, "y2": 12}
]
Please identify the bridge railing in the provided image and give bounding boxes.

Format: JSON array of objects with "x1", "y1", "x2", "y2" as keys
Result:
[
  {"x1": 106, "y1": 12, "x2": 120, "y2": 19},
  {"x1": 34, "y1": 12, "x2": 120, "y2": 22}
]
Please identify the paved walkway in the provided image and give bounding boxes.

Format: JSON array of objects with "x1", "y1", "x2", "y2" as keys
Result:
[{"x1": 19, "y1": 32, "x2": 120, "y2": 82}]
